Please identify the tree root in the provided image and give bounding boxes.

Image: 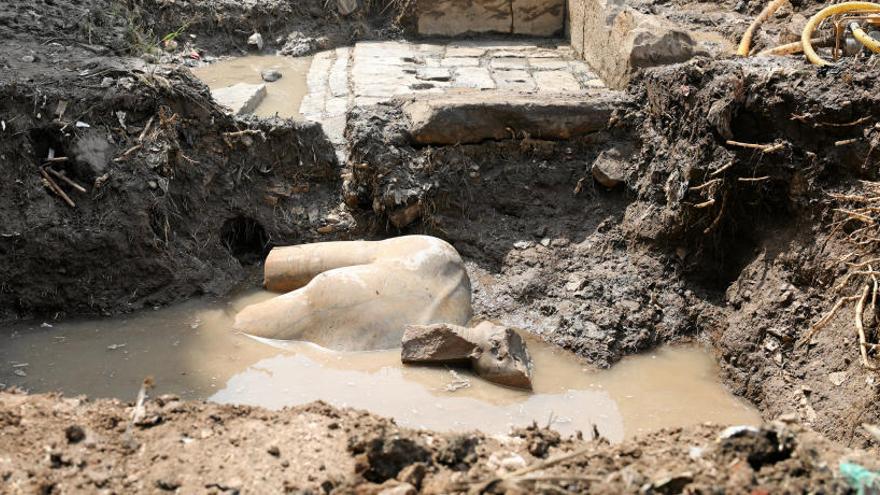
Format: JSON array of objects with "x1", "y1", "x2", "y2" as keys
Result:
[{"x1": 805, "y1": 185, "x2": 880, "y2": 369}]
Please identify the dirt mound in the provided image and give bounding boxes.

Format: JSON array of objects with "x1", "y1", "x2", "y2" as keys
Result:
[{"x1": 2, "y1": 390, "x2": 876, "y2": 494}]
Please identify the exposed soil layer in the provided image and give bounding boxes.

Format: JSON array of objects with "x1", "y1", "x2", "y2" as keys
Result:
[
  {"x1": 2, "y1": 390, "x2": 877, "y2": 494},
  {"x1": 344, "y1": 54, "x2": 880, "y2": 447},
  {"x1": 0, "y1": 62, "x2": 341, "y2": 319}
]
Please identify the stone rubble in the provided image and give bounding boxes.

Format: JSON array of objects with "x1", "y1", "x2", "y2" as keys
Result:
[
  {"x1": 211, "y1": 83, "x2": 267, "y2": 115},
  {"x1": 401, "y1": 321, "x2": 533, "y2": 389}
]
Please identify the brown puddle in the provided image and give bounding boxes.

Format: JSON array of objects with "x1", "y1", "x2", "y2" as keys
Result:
[
  {"x1": 0, "y1": 291, "x2": 760, "y2": 442},
  {"x1": 192, "y1": 55, "x2": 312, "y2": 119}
]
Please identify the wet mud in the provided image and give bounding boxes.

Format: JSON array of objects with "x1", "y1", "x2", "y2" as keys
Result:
[{"x1": 0, "y1": 291, "x2": 760, "y2": 441}]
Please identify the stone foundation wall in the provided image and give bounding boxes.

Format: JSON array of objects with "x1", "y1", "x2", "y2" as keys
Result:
[
  {"x1": 416, "y1": 0, "x2": 565, "y2": 37},
  {"x1": 567, "y1": 0, "x2": 702, "y2": 89}
]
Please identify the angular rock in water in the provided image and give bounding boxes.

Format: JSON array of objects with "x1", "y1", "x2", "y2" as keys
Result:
[
  {"x1": 261, "y1": 69, "x2": 283, "y2": 83},
  {"x1": 211, "y1": 83, "x2": 267, "y2": 115},
  {"x1": 401, "y1": 324, "x2": 482, "y2": 364},
  {"x1": 402, "y1": 321, "x2": 533, "y2": 389}
]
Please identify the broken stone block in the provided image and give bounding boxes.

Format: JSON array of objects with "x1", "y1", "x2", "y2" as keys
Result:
[
  {"x1": 404, "y1": 92, "x2": 624, "y2": 145},
  {"x1": 402, "y1": 321, "x2": 533, "y2": 389},
  {"x1": 567, "y1": 0, "x2": 703, "y2": 88},
  {"x1": 626, "y1": 14, "x2": 701, "y2": 71},
  {"x1": 417, "y1": 0, "x2": 512, "y2": 36},
  {"x1": 591, "y1": 144, "x2": 635, "y2": 188},
  {"x1": 211, "y1": 83, "x2": 267, "y2": 115},
  {"x1": 513, "y1": 0, "x2": 565, "y2": 36}
]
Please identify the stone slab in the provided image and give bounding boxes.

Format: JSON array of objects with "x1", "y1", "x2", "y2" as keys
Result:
[
  {"x1": 513, "y1": 0, "x2": 565, "y2": 36},
  {"x1": 417, "y1": 0, "x2": 512, "y2": 36},
  {"x1": 211, "y1": 83, "x2": 267, "y2": 115},
  {"x1": 533, "y1": 70, "x2": 582, "y2": 92},
  {"x1": 404, "y1": 91, "x2": 625, "y2": 145},
  {"x1": 440, "y1": 57, "x2": 482, "y2": 68},
  {"x1": 494, "y1": 70, "x2": 537, "y2": 92},
  {"x1": 452, "y1": 67, "x2": 496, "y2": 90}
]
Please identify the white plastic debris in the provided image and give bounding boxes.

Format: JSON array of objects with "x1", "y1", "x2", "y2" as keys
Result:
[
  {"x1": 75, "y1": 121, "x2": 90, "y2": 128},
  {"x1": 107, "y1": 343, "x2": 127, "y2": 351},
  {"x1": 718, "y1": 425, "x2": 760, "y2": 440},
  {"x1": 248, "y1": 32, "x2": 264, "y2": 51}
]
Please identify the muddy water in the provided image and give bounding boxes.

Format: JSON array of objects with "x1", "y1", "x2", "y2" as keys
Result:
[
  {"x1": 192, "y1": 55, "x2": 312, "y2": 119},
  {"x1": 0, "y1": 291, "x2": 760, "y2": 441}
]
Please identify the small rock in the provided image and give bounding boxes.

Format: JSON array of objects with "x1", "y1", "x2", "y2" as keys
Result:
[
  {"x1": 540, "y1": 238, "x2": 551, "y2": 247},
  {"x1": 688, "y1": 446, "x2": 704, "y2": 460},
  {"x1": 652, "y1": 473, "x2": 694, "y2": 494},
  {"x1": 21, "y1": 55, "x2": 35, "y2": 63},
  {"x1": 267, "y1": 445, "x2": 281, "y2": 457},
  {"x1": 148, "y1": 181, "x2": 158, "y2": 190},
  {"x1": 397, "y1": 462, "x2": 427, "y2": 489},
  {"x1": 513, "y1": 240, "x2": 532, "y2": 250},
  {"x1": 338, "y1": 0, "x2": 359, "y2": 16},
  {"x1": 65, "y1": 425, "x2": 86, "y2": 444},
  {"x1": 829, "y1": 371, "x2": 847, "y2": 386},
  {"x1": 261, "y1": 69, "x2": 282, "y2": 82},
  {"x1": 591, "y1": 145, "x2": 634, "y2": 188},
  {"x1": 100, "y1": 77, "x2": 114, "y2": 88},
  {"x1": 494, "y1": 452, "x2": 527, "y2": 472},
  {"x1": 248, "y1": 32, "x2": 264, "y2": 51},
  {"x1": 156, "y1": 478, "x2": 181, "y2": 491}
]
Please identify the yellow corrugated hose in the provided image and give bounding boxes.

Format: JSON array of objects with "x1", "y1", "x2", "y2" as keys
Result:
[
  {"x1": 738, "y1": 0, "x2": 789, "y2": 56},
  {"x1": 802, "y1": 1, "x2": 880, "y2": 66},
  {"x1": 850, "y1": 21, "x2": 880, "y2": 53}
]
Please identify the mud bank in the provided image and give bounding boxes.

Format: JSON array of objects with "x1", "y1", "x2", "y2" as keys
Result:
[{"x1": 2, "y1": 390, "x2": 876, "y2": 494}]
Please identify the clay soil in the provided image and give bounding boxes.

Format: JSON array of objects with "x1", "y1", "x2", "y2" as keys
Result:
[{"x1": 2, "y1": 0, "x2": 880, "y2": 493}]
